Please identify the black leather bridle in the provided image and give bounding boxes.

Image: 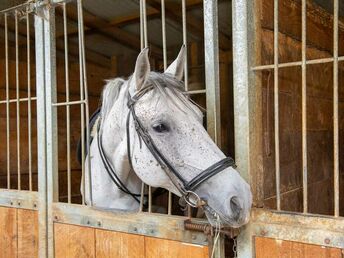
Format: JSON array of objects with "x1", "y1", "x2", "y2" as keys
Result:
[{"x1": 97, "y1": 83, "x2": 236, "y2": 208}]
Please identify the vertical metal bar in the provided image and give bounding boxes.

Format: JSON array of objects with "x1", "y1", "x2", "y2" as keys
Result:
[
  {"x1": 139, "y1": 182, "x2": 145, "y2": 212},
  {"x1": 161, "y1": 0, "x2": 172, "y2": 215},
  {"x1": 63, "y1": 3, "x2": 72, "y2": 204},
  {"x1": 35, "y1": 9, "x2": 47, "y2": 257},
  {"x1": 301, "y1": 0, "x2": 308, "y2": 213},
  {"x1": 44, "y1": 7, "x2": 58, "y2": 257},
  {"x1": 78, "y1": 0, "x2": 92, "y2": 206},
  {"x1": 148, "y1": 185, "x2": 152, "y2": 213},
  {"x1": 204, "y1": 0, "x2": 221, "y2": 145},
  {"x1": 27, "y1": 11, "x2": 33, "y2": 192},
  {"x1": 77, "y1": 0, "x2": 86, "y2": 206},
  {"x1": 161, "y1": 0, "x2": 167, "y2": 70},
  {"x1": 333, "y1": 0, "x2": 339, "y2": 217},
  {"x1": 182, "y1": 0, "x2": 188, "y2": 90},
  {"x1": 15, "y1": 10, "x2": 21, "y2": 190},
  {"x1": 140, "y1": 0, "x2": 144, "y2": 50},
  {"x1": 5, "y1": 13, "x2": 10, "y2": 189},
  {"x1": 273, "y1": 0, "x2": 280, "y2": 211},
  {"x1": 143, "y1": 0, "x2": 148, "y2": 48}
]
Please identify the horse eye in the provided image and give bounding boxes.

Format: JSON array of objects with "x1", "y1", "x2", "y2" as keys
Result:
[{"x1": 152, "y1": 123, "x2": 169, "y2": 133}]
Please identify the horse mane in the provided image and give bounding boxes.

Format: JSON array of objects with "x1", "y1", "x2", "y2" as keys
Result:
[
  {"x1": 100, "y1": 78, "x2": 125, "y2": 120},
  {"x1": 100, "y1": 72, "x2": 203, "y2": 122}
]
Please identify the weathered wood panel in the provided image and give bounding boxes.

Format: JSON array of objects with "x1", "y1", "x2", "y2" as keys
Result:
[
  {"x1": 0, "y1": 207, "x2": 17, "y2": 258},
  {"x1": 255, "y1": 237, "x2": 343, "y2": 258},
  {"x1": 145, "y1": 237, "x2": 208, "y2": 258},
  {"x1": 17, "y1": 209, "x2": 38, "y2": 258},
  {"x1": 54, "y1": 223, "x2": 95, "y2": 258},
  {"x1": 96, "y1": 229, "x2": 144, "y2": 258}
]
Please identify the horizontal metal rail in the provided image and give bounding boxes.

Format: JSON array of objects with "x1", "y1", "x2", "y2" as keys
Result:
[
  {"x1": 52, "y1": 202, "x2": 208, "y2": 246},
  {"x1": 0, "y1": 97, "x2": 37, "y2": 104},
  {"x1": 251, "y1": 56, "x2": 344, "y2": 71},
  {"x1": 0, "y1": 189, "x2": 38, "y2": 210},
  {"x1": 251, "y1": 208, "x2": 344, "y2": 249}
]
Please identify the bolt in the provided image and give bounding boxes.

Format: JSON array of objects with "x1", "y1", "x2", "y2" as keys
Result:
[
  {"x1": 97, "y1": 221, "x2": 102, "y2": 227},
  {"x1": 150, "y1": 230, "x2": 154, "y2": 234},
  {"x1": 17, "y1": 201, "x2": 21, "y2": 206},
  {"x1": 260, "y1": 230, "x2": 267, "y2": 236},
  {"x1": 133, "y1": 227, "x2": 137, "y2": 232},
  {"x1": 54, "y1": 216, "x2": 58, "y2": 221},
  {"x1": 87, "y1": 221, "x2": 90, "y2": 225},
  {"x1": 324, "y1": 238, "x2": 330, "y2": 244},
  {"x1": 10, "y1": 202, "x2": 13, "y2": 205},
  {"x1": 33, "y1": 203, "x2": 37, "y2": 208}
]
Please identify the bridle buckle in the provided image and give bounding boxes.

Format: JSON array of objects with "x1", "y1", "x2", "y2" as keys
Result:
[{"x1": 183, "y1": 190, "x2": 207, "y2": 208}]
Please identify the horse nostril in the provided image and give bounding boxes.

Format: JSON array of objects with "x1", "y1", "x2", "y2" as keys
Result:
[{"x1": 230, "y1": 196, "x2": 242, "y2": 221}]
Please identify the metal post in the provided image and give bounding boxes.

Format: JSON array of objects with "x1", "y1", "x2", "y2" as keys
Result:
[
  {"x1": 204, "y1": 0, "x2": 221, "y2": 146},
  {"x1": 35, "y1": 10, "x2": 48, "y2": 258},
  {"x1": 43, "y1": 6, "x2": 58, "y2": 257}
]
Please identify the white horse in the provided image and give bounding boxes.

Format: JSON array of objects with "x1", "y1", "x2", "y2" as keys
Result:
[{"x1": 82, "y1": 46, "x2": 252, "y2": 227}]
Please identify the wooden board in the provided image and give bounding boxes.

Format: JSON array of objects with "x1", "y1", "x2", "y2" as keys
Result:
[
  {"x1": 54, "y1": 223, "x2": 95, "y2": 258},
  {"x1": 54, "y1": 223, "x2": 208, "y2": 258},
  {"x1": 17, "y1": 209, "x2": 38, "y2": 258},
  {"x1": 145, "y1": 237, "x2": 208, "y2": 258},
  {"x1": 255, "y1": 237, "x2": 343, "y2": 258},
  {"x1": 0, "y1": 207, "x2": 17, "y2": 258},
  {"x1": 96, "y1": 229, "x2": 144, "y2": 258}
]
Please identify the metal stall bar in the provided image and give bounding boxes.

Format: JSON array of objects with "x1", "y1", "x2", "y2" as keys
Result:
[
  {"x1": 35, "y1": 7, "x2": 48, "y2": 257},
  {"x1": 15, "y1": 10, "x2": 21, "y2": 190},
  {"x1": 301, "y1": 0, "x2": 308, "y2": 213},
  {"x1": 78, "y1": 0, "x2": 86, "y2": 206},
  {"x1": 161, "y1": 0, "x2": 173, "y2": 215},
  {"x1": 62, "y1": 2, "x2": 72, "y2": 204},
  {"x1": 333, "y1": 0, "x2": 339, "y2": 217},
  {"x1": 232, "y1": 0, "x2": 255, "y2": 254},
  {"x1": 5, "y1": 13, "x2": 10, "y2": 189},
  {"x1": 204, "y1": 0, "x2": 221, "y2": 146},
  {"x1": 203, "y1": 1, "x2": 224, "y2": 257},
  {"x1": 182, "y1": 0, "x2": 189, "y2": 91},
  {"x1": 78, "y1": 0, "x2": 92, "y2": 206},
  {"x1": 273, "y1": 0, "x2": 280, "y2": 211},
  {"x1": 27, "y1": 10, "x2": 33, "y2": 191},
  {"x1": 43, "y1": 6, "x2": 58, "y2": 257}
]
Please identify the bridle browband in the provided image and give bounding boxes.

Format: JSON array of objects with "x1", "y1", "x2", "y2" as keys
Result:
[{"x1": 97, "y1": 82, "x2": 236, "y2": 208}]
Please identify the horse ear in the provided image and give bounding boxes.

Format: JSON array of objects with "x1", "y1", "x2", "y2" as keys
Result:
[
  {"x1": 132, "y1": 47, "x2": 150, "y2": 91},
  {"x1": 165, "y1": 45, "x2": 185, "y2": 81}
]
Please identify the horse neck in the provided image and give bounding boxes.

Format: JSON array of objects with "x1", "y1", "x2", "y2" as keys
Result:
[{"x1": 87, "y1": 86, "x2": 141, "y2": 211}]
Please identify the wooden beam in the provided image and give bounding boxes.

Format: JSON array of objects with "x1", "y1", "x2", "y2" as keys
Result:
[
  {"x1": 58, "y1": 6, "x2": 162, "y2": 58},
  {"x1": 145, "y1": 0, "x2": 231, "y2": 50}
]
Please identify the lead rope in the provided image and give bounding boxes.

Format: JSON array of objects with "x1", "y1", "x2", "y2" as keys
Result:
[
  {"x1": 233, "y1": 237, "x2": 238, "y2": 258},
  {"x1": 210, "y1": 214, "x2": 221, "y2": 258}
]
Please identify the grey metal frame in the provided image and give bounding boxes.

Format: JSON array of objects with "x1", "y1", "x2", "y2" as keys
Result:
[{"x1": 233, "y1": 0, "x2": 344, "y2": 257}]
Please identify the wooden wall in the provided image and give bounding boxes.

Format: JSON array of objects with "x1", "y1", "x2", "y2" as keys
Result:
[
  {"x1": 54, "y1": 223, "x2": 209, "y2": 258},
  {"x1": 0, "y1": 206, "x2": 38, "y2": 258},
  {"x1": 259, "y1": 0, "x2": 344, "y2": 215},
  {"x1": 255, "y1": 237, "x2": 343, "y2": 258}
]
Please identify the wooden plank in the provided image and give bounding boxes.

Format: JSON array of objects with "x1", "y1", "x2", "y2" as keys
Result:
[
  {"x1": 17, "y1": 209, "x2": 38, "y2": 258},
  {"x1": 54, "y1": 223, "x2": 95, "y2": 258},
  {"x1": 145, "y1": 237, "x2": 208, "y2": 258},
  {"x1": 255, "y1": 237, "x2": 343, "y2": 258},
  {"x1": 96, "y1": 229, "x2": 144, "y2": 258},
  {"x1": 0, "y1": 207, "x2": 17, "y2": 258}
]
